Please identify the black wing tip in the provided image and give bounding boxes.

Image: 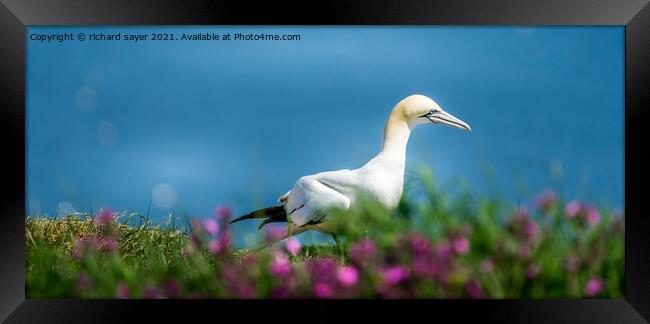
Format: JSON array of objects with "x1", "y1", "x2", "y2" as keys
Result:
[
  {"x1": 229, "y1": 205, "x2": 287, "y2": 226},
  {"x1": 228, "y1": 214, "x2": 253, "y2": 224}
]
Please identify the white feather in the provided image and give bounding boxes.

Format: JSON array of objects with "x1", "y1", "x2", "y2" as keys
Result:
[
  {"x1": 281, "y1": 142, "x2": 406, "y2": 227},
  {"x1": 269, "y1": 94, "x2": 470, "y2": 234}
]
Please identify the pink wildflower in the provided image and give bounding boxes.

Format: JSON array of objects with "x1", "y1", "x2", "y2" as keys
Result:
[
  {"x1": 525, "y1": 264, "x2": 540, "y2": 279},
  {"x1": 408, "y1": 233, "x2": 432, "y2": 256},
  {"x1": 480, "y1": 258, "x2": 495, "y2": 273},
  {"x1": 144, "y1": 285, "x2": 165, "y2": 299},
  {"x1": 208, "y1": 240, "x2": 222, "y2": 255},
  {"x1": 466, "y1": 280, "x2": 484, "y2": 298},
  {"x1": 336, "y1": 266, "x2": 359, "y2": 287},
  {"x1": 219, "y1": 232, "x2": 232, "y2": 250},
  {"x1": 349, "y1": 239, "x2": 376, "y2": 265},
  {"x1": 436, "y1": 242, "x2": 454, "y2": 259},
  {"x1": 93, "y1": 207, "x2": 115, "y2": 227},
  {"x1": 75, "y1": 273, "x2": 92, "y2": 292},
  {"x1": 263, "y1": 226, "x2": 285, "y2": 243},
  {"x1": 381, "y1": 266, "x2": 409, "y2": 285},
  {"x1": 116, "y1": 282, "x2": 130, "y2": 299},
  {"x1": 535, "y1": 190, "x2": 557, "y2": 213},
  {"x1": 214, "y1": 205, "x2": 232, "y2": 223},
  {"x1": 203, "y1": 218, "x2": 220, "y2": 236},
  {"x1": 269, "y1": 252, "x2": 292, "y2": 277},
  {"x1": 585, "y1": 277, "x2": 604, "y2": 297},
  {"x1": 452, "y1": 236, "x2": 470, "y2": 255},
  {"x1": 102, "y1": 239, "x2": 118, "y2": 253},
  {"x1": 313, "y1": 282, "x2": 334, "y2": 298},
  {"x1": 307, "y1": 258, "x2": 338, "y2": 282},
  {"x1": 285, "y1": 237, "x2": 301, "y2": 256},
  {"x1": 517, "y1": 244, "x2": 532, "y2": 259},
  {"x1": 584, "y1": 205, "x2": 601, "y2": 226},
  {"x1": 565, "y1": 200, "x2": 581, "y2": 218},
  {"x1": 164, "y1": 280, "x2": 180, "y2": 298}
]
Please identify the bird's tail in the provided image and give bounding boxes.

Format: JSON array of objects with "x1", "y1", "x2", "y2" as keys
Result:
[{"x1": 229, "y1": 205, "x2": 287, "y2": 229}]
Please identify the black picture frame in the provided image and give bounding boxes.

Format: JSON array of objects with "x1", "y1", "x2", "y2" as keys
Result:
[{"x1": 1, "y1": 0, "x2": 649, "y2": 322}]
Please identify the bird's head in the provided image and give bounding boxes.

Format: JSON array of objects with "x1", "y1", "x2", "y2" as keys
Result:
[{"x1": 395, "y1": 94, "x2": 471, "y2": 131}]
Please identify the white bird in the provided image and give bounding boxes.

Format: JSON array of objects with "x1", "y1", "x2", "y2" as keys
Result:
[{"x1": 230, "y1": 94, "x2": 471, "y2": 243}]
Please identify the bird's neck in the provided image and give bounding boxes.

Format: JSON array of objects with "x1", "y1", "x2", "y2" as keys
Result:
[{"x1": 380, "y1": 114, "x2": 411, "y2": 163}]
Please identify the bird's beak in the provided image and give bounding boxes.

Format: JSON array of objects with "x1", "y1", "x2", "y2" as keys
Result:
[{"x1": 427, "y1": 110, "x2": 471, "y2": 131}]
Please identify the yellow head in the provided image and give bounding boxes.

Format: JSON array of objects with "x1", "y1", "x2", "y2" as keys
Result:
[{"x1": 391, "y1": 94, "x2": 471, "y2": 131}]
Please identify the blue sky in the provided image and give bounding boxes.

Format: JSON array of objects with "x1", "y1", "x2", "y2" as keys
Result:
[{"x1": 26, "y1": 26, "x2": 624, "y2": 245}]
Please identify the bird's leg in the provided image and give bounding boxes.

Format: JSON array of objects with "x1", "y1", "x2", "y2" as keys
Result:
[{"x1": 331, "y1": 233, "x2": 345, "y2": 258}]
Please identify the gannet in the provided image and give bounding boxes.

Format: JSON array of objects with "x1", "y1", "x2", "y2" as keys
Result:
[{"x1": 230, "y1": 94, "x2": 471, "y2": 242}]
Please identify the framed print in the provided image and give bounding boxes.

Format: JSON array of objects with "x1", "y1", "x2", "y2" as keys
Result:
[{"x1": 1, "y1": 0, "x2": 649, "y2": 322}]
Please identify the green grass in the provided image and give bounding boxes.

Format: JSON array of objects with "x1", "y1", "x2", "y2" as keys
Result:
[
  {"x1": 25, "y1": 174, "x2": 624, "y2": 299},
  {"x1": 25, "y1": 215, "x2": 345, "y2": 298}
]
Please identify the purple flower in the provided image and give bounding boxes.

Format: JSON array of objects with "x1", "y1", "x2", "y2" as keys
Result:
[
  {"x1": 377, "y1": 284, "x2": 400, "y2": 299},
  {"x1": 408, "y1": 233, "x2": 432, "y2": 256},
  {"x1": 522, "y1": 219, "x2": 540, "y2": 241},
  {"x1": 565, "y1": 201, "x2": 601, "y2": 227},
  {"x1": 509, "y1": 209, "x2": 540, "y2": 243},
  {"x1": 270, "y1": 252, "x2": 292, "y2": 277},
  {"x1": 271, "y1": 285, "x2": 289, "y2": 299},
  {"x1": 381, "y1": 266, "x2": 409, "y2": 285},
  {"x1": 412, "y1": 256, "x2": 436, "y2": 277},
  {"x1": 466, "y1": 280, "x2": 484, "y2": 298},
  {"x1": 349, "y1": 239, "x2": 376, "y2": 265},
  {"x1": 480, "y1": 258, "x2": 495, "y2": 273},
  {"x1": 94, "y1": 207, "x2": 115, "y2": 227},
  {"x1": 452, "y1": 236, "x2": 470, "y2": 255},
  {"x1": 75, "y1": 273, "x2": 92, "y2": 292},
  {"x1": 222, "y1": 265, "x2": 239, "y2": 284},
  {"x1": 219, "y1": 232, "x2": 232, "y2": 250},
  {"x1": 203, "y1": 218, "x2": 220, "y2": 236},
  {"x1": 214, "y1": 205, "x2": 232, "y2": 223},
  {"x1": 144, "y1": 285, "x2": 165, "y2": 299},
  {"x1": 263, "y1": 226, "x2": 285, "y2": 243},
  {"x1": 584, "y1": 205, "x2": 601, "y2": 226},
  {"x1": 285, "y1": 237, "x2": 301, "y2": 256},
  {"x1": 239, "y1": 285, "x2": 256, "y2": 299},
  {"x1": 313, "y1": 282, "x2": 334, "y2": 298},
  {"x1": 102, "y1": 239, "x2": 118, "y2": 253},
  {"x1": 307, "y1": 258, "x2": 338, "y2": 283},
  {"x1": 565, "y1": 200, "x2": 582, "y2": 218},
  {"x1": 164, "y1": 280, "x2": 181, "y2": 298},
  {"x1": 585, "y1": 277, "x2": 604, "y2": 297},
  {"x1": 525, "y1": 264, "x2": 540, "y2": 279},
  {"x1": 116, "y1": 282, "x2": 130, "y2": 299},
  {"x1": 435, "y1": 242, "x2": 454, "y2": 260},
  {"x1": 73, "y1": 236, "x2": 101, "y2": 261},
  {"x1": 534, "y1": 189, "x2": 557, "y2": 213},
  {"x1": 336, "y1": 266, "x2": 359, "y2": 287},
  {"x1": 242, "y1": 254, "x2": 257, "y2": 265},
  {"x1": 208, "y1": 240, "x2": 222, "y2": 255}
]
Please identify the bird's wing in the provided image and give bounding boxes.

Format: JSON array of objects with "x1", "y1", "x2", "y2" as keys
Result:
[{"x1": 283, "y1": 169, "x2": 357, "y2": 227}]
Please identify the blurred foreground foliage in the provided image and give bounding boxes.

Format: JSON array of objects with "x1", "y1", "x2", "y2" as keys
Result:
[{"x1": 26, "y1": 172, "x2": 623, "y2": 299}]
